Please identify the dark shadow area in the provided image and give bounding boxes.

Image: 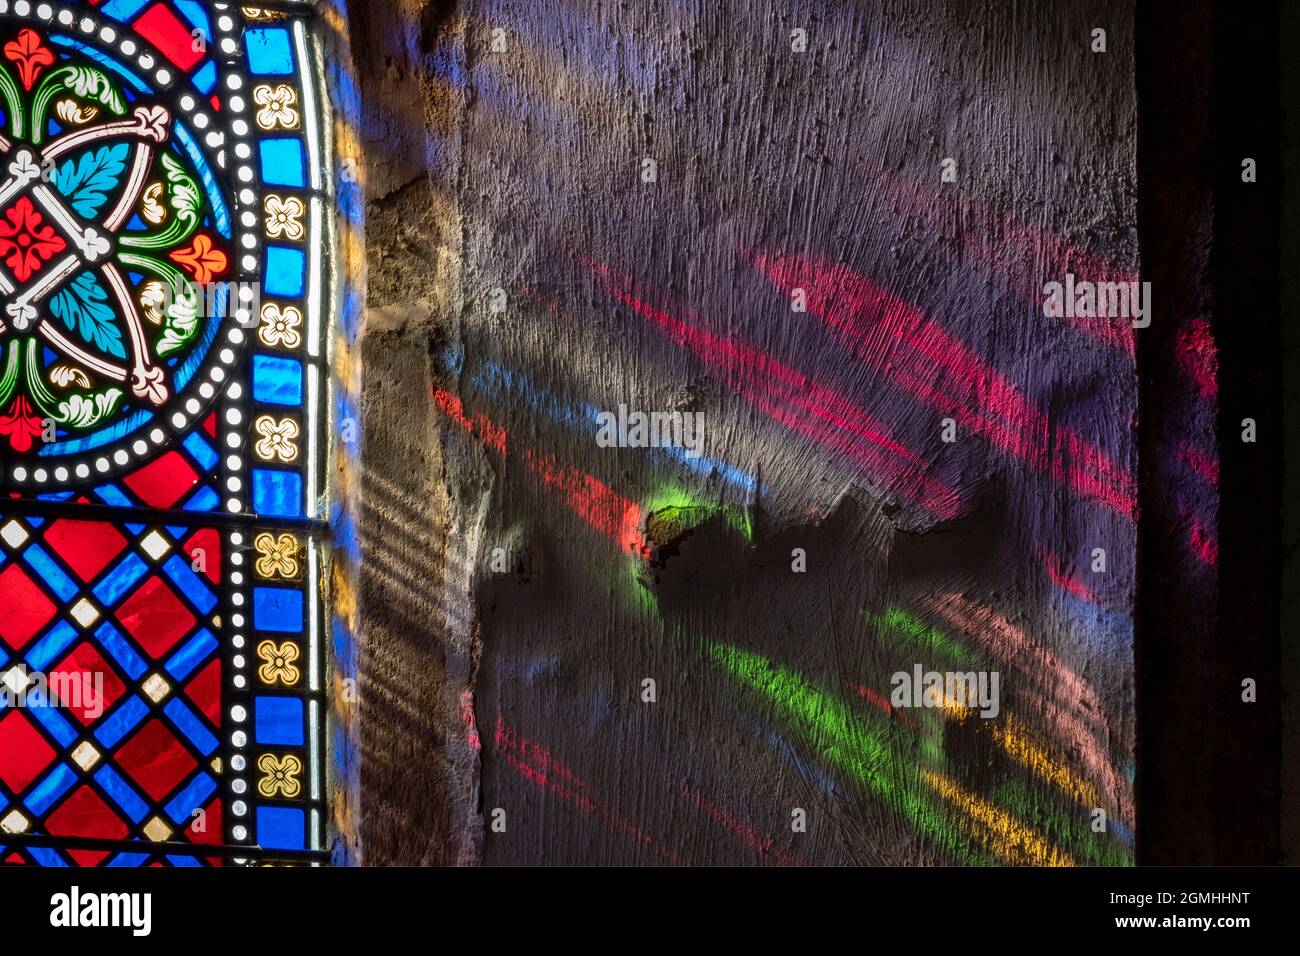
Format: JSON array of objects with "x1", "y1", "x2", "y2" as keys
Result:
[{"x1": 1137, "y1": 0, "x2": 1284, "y2": 864}]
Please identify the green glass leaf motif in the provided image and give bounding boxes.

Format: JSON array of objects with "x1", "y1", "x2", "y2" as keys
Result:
[
  {"x1": 161, "y1": 152, "x2": 201, "y2": 220},
  {"x1": 122, "y1": 154, "x2": 202, "y2": 252},
  {"x1": 30, "y1": 64, "x2": 128, "y2": 140},
  {"x1": 59, "y1": 66, "x2": 126, "y2": 113},
  {"x1": 57, "y1": 388, "x2": 123, "y2": 428},
  {"x1": 48, "y1": 271, "x2": 125, "y2": 359},
  {"x1": 157, "y1": 280, "x2": 200, "y2": 357}
]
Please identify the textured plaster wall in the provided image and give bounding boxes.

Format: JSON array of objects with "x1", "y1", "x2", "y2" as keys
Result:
[{"x1": 348, "y1": 0, "x2": 1141, "y2": 866}]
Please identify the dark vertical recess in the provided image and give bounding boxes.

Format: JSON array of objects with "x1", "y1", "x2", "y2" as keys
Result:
[
  {"x1": 1136, "y1": 0, "x2": 1215, "y2": 865},
  {"x1": 1209, "y1": 0, "x2": 1283, "y2": 863},
  {"x1": 1137, "y1": 0, "x2": 1282, "y2": 864},
  {"x1": 1280, "y1": 0, "x2": 1300, "y2": 867}
]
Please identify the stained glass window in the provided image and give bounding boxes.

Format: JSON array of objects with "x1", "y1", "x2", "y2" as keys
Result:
[{"x1": 0, "y1": 0, "x2": 336, "y2": 866}]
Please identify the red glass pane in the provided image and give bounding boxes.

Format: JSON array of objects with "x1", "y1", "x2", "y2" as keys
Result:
[
  {"x1": 49, "y1": 643, "x2": 127, "y2": 726},
  {"x1": 0, "y1": 712, "x2": 55, "y2": 793},
  {"x1": 185, "y1": 658, "x2": 222, "y2": 727},
  {"x1": 187, "y1": 797, "x2": 222, "y2": 846},
  {"x1": 114, "y1": 575, "x2": 196, "y2": 658},
  {"x1": 113, "y1": 719, "x2": 197, "y2": 802},
  {"x1": 0, "y1": 563, "x2": 56, "y2": 650},
  {"x1": 45, "y1": 786, "x2": 129, "y2": 867},
  {"x1": 133, "y1": 3, "x2": 207, "y2": 71},
  {"x1": 183, "y1": 528, "x2": 222, "y2": 585},
  {"x1": 122, "y1": 451, "x2": 199, "y2": 509},
  {"x1": 42, "y1": 519, "x2": 128, "y2": 583}
]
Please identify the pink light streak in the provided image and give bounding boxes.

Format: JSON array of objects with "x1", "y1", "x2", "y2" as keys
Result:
[
  {"x1": 525, "y1": 448, "x2": 646, "y2": 555},
  {"x1": 853, "y1": 159, "x2": 1138, "y2": 353},
  {"x1": 923, "y1": 593, "x2": 1133, "y2": 827},
  {"x1": 1178, "y1": 443, "x2": 1219, "y2": 487},
  {"x1": 496, "y1": 717, "x2": 681, "y2": 863},
  {"x1": 1188, "y1": 516, "x2": 1219, "y2": 566},
  {"x1": 679, "y1": 783, "x2": 806, "y2": 867},
  {"x1": 1177, "y1": 316, "x2": 1219, "y2": 400},
  {"x1": 750, "y1": 251, "x2": 1136, "y2": 518},
  {"x1": 845, "y1": 680, "x2": 921, "y2": 729},
  {"x1": 580, "y1": 257, "x2": 966, "y2": 520},
  {"x1": 1037, "y1": 546, "x2": 1100, "y2": 606},
  {"x1": 432, "y1": 385, "x2": 646, "y2": 554}
]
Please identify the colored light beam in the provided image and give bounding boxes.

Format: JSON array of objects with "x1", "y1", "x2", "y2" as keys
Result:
[
  {"x1": 580, "y1": 258, "x2": 965, "y2": 520},
  {"x1": 865, "y1": 607, "x2": 985, "y2": 669},
  {"x1": 990, "y1": 713, "x2": 1103, "y2": 811},
  {"x1": 853, "y1": 159, "x2": 1138, "y2": 353},
  {"x1": 922, "y1": 592, "x2": 1133, "y2": 827},
  {"x1": 870, "y1": 597, "x2": 1131, "y2": 830},
  {"x1": 1187, "y1": 514, "x2": 1218, "y2": 566},
  {"x1": 921, "y1": 769, "x2": 1074, "y2": 868},
  {"x1": 495, "y1": 717, "x2": 681, "y2": 863},
  {"x1": 1037, "y1": 546, "x2": 1102, "y2": 607},
  {"x1": 1177, "y1": 316, "x2": 1219, "y2": 400},
  {"x1": 434, "y1": 388, "x2": 508, "y2": 456},
  {"x1": 1179, "y1": 443, "x2": 1219, "y2": 487},
  {"x1": 709, "y1": 641, "x2": 1073, "y2": 866},
  {"x1": 463, "y1": 349, "x2": 759, "y2": 496},
  {"x1": 990, "y1": 777, "x2": 1133, "y2": 864},
  {"x1": 525, "y1": 448, "x2": 645, "y2": 556},
  {"x1": 679, "y1": 783, "x2": 806, "y2": 867},
  {"x1": 750, "y1": 251, "x2": 1137, "y2": 518},
  {"x1": 844, "y1": 680, "x2": 921, "y2": 729},
  {"x1": 433, "y1": 386, "x2": 647, "y2": 556}
]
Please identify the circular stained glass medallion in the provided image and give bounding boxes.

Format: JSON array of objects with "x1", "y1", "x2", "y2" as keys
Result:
[{"x1": 0, "y1": 3, "x2": 256, "y2": 487}]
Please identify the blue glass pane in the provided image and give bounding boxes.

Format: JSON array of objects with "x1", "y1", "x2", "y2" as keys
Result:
[
  {"x1": 265, "y1": 246, "x2": 307, "y2": 297},
  {"x1": 163, "y1": 698, "x2": 219, "y2": 755},
  {"x1": 94, "y1": 485, "x2": 134, "y2": 508},
  {"x1": 101, "y1": 0, "x2": 151, "y2": 21},
  {"x1": 165, "y1": 629, "x2": 219, "y2": 680},
  {"x1": 254, "y1": 695, "x2": 304, "y2": 746},
  {"x1": 24, "y1": 621, "x2": 78, "y2": 673},
  {"x1": 183, "y1": 431, "x2": 219, "y2": 471},
  {"x1": 184, "y1": 486, "x2": 221, "y2": 512},
  {"x1": 93, "y1": 553, "x2": 148, "y2": 606},
  {"x1": 252, "y1": 355, "x2": 303, "y2": 405},
  {"x1": 256, "y1": 805, "x2": 305, "y2": 850},
  {"x1": 165, "y1": 772, "x2": 217, "y2": 824},
  {"x1": 192, "y1": 59, "x2": 217, "y2": 93},
  {"x1": 94, "y1": 695, "x2": 148, "y2": 749},
  {"x1": 260, "y1": 138, "x2": 306, "y2": 187},
  {"x1": 94, "y1": 621, "x2": 149, "y2": 681},
  {"x1": 26, "y1": 764, "x2": 77, "y2": 816},
  {"x1": 163, "y1": 555, "x2": 218, "y2": 614},
  {"x1": 94, "y1": 766, "x2": 149, "y2": 823},
  {"x1": 253, "y1": 587, "x2": 303, "y2": 633},
  {"x1": 252, "y1": 470, "x2": 303, "y2": 518},
  {"x1": 23, "y1": 544, "x2": 77, "y2": 601},
  {"x1": 25, "y1": 695, "x2": 78, "y2": 748},
  {"x1": 174, "y1": 0, "x2": 212, "y2": 34},
  {"x1": 247, "y1": 27, "x2": 295, "y2": 75}
]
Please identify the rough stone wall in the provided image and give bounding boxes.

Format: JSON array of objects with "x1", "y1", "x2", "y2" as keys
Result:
[
  {"x1": 349, "y1": 0, "x2": 1140, "y2": 866},
  {"x1": 349, "y1": 0, "x2": 478, "y2": 866}
]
